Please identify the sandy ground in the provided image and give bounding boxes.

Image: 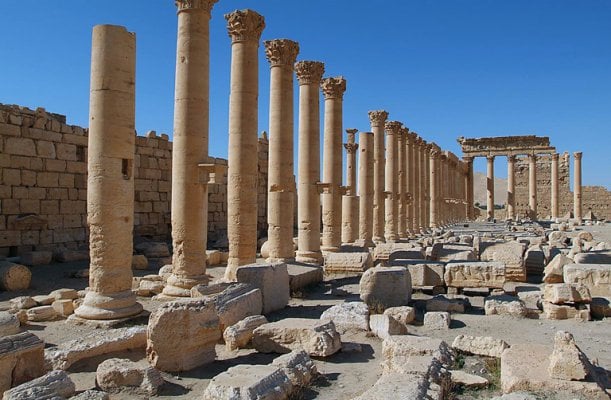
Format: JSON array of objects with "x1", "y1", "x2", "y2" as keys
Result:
[{"x1": 1, "y1": 223, "x2": 610, "y2": 399}]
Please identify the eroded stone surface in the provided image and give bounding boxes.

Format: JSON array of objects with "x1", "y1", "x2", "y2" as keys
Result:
[
  {"x1": 451, "y1": 335, "x2": 509, "y2": 358},
  {"x1": 359, "y1": 266, "x2": 412, "y2": 309},
  {"x1": 271, "y1": 350, "x2": 317, "y2": 387},
  {"x1": 369, "y1": 314, "x2": 408, "y2": 339},
  {"x1": 444, "y1": 261, "x2": 505, "y2": 288},
  {"x1": 383, "y1": 306, "x2": 416, "y2": 325},
  {"x1": 543, "y1": 253, "x2": 571, "y2": 283},
  {"x1": 2, "y1": 370, "x2": 75, "y2": 400},
  {"x1": 480, "y1": 241, "x2": 526, "y2": 282},
  {"x1": 424, "y1": 311, "x2": 451, "y2": 330},
  {"x1": 236, "y1": 263, "x2": 289, "y2": 314},
  {"x1": 202, "y1": 364, "x2": 292, "y2": 400},
  {"x1": 0, "y1": 332, "x2": 45, "y2": 394},
  {"x1": 389, "y1": 260, "x2": 444, "y2": 288},
  {"x1": 563, "y1": 263, "x2": 611, "y2": 297},
  {"x1": 324, "y1": 252, "x2": 373, "y2": 274},
  {"x1": 95, "y1": 358, "x2": 164, "y2": 395},
  {"x1": 319, "y1": 302, "x2": 369, "y2": 332},
  {"x1": 548, "y1": 331, "x2": 591, "y2": 381},
  {"x1": 223, "y1": 315, "x2": 268, "y2": 351},
  {"x1": 484, "y1": 295, "x2": 527, "y2": 318},
  {"x1": 0, "y1": 312, "x2": 20, "y2": 337},
  {"x1": 543, "y1": 283, "x2": 591, "y2": 304}
]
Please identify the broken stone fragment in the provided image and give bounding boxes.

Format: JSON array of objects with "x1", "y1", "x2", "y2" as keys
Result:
[
  {"x1": 95, "y1": 358, "x2": 164, "y2": 396},
  {"x1": 444, "y1": 261, "x2": 505, "y2": 288},
  {"x1": 0, "y1": 332, "x2": 45, "y2": 394},
  {"x1": 543, "y1": 283, "x2": 591, "y2": 304},
  {"x1": 563, "y1": 263, "x2": 611, "y2": 297},
  {"x1": 0, "y1": 312, "x2": 20, "y2": 337},
  {"x1": 359, "y1": 266, "x2": 412, "y2": 310},
  {"x1": 484, "y1": 295, "x2": 528, "y2": 318},
  {"x1": 131, "y1": 254, "x2": 149, "y2": 270},
  {"x1": 202, "y1": 364, "x2": 292, "y2": 400},
  {"x1": 423, "y1": 311, "x2": 451, "y2": 330},
  {"x1": 383, "y1": 306, "x2": 416, "y2": 325},
  {"x1": 223, "y1": 315, "x2": 268, "y2": 351},
  {"x1": 451, "y1": 335, "x2": 509, "y2": 358},
  {"x1": 271, "y1": 350, "x2": 317, "y2": 387},
  {"x1": 543, "y1": 253, "x2": 571, "y2": 283},
  {"x1": 369, "y1": 313, "x2": 408, "y2": 339},
  {"x1": 2, "y1": 370, "x2": 75, "y2": 400},
  {"x1": 319, "y1": 301, "x2": 370, "y2": 332},
  {"x1": 426, "y1": 295, "x2": 469, "y2": 313},
  {"x1": 26, "y1": 305, "x2": 58, "y2": 322},
  {"x1": 450, "y1": 369, "x2": 489, "y2": 389},
  {"x1": 235, "y1": 262, "x2": 289, "y2": 314}
]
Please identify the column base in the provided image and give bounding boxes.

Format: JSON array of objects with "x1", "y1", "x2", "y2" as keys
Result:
[
  {"x1": 320, "y1": 245, "x2": 340, "y2": 253},
  {"x1": 161, "y1": 273, "x2": 209, "y2": 297},
  {"x1": 295, "y1": 250, "x2": 323, "y2": 265},
  {"x1": 266, "y1": 256, "x2": 295, "y2": 264},
  {"x1": 372, "y1": 236, "x2": 386, "y2": 244},
  {"x1": 74, "y1": 290, "x2": 143, "y2": 320}
]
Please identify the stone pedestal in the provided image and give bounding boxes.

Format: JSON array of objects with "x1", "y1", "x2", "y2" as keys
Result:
[
  {"x1": 320, "y1": 77, "x2": 347, "y2": 252},
  {"x1": 397, "y1": 127, "x2": 407, "y2": 237},
  {"x1": 507, "y1": 155, "x2": 516, "y2": 221},
  {"x1": 75, "y1": 25, "x2": 142, "y2": 320},
  {"x1": 384, "y1": 121, "x2": 401, "y2": 242},
  {"x1": 486, "y1": 155, "x2": 495, "y2": 221},
  {"x1": 264, "y1": 39, "x2": 299, "y2": 263},
  {"x1": 225, "y1": 10, "x2": 265, "y2": 280},
  {"x1": 550, "y1": 153, "x2": 559, "y2": 219},
  {"x1": 295, "y1": 61, "x2": 325, "y2": 265},
  {"x1": 573, "y1": 152, "x2": 582, "y2": 221},
  {"x1": 358, "y1": 131, "x2": 374, "y2": 246},
  {"x1": 369, "y1": 110, "x2": 388, "y2": 243},
  {"x1": 165, "y1": 0, "x2": 218, "y2": 296},
  {"x1": 341, "y1": 129, "x2": 359, "y2": 243},
  {"x1": 528, "y1": 154, "x2": 537, "y2": 220}
]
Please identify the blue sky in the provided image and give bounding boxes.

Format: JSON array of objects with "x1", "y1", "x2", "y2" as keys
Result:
[{"x1": 1, "y1": 1, "x2": 610, "y2": 188}]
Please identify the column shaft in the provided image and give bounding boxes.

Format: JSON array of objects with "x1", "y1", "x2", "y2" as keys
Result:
[
  {"x1": 406, "y1": 133, "x2": 415, "y2": 234},
  {"x1": 369, "y1": 111, "x2": 388, "y2": 243},
  {"x1": 486, "y1": 155, "x2": 495, "y2": 221},
  {"x1": 550, "y1": 153, "x2": 559, "y2": 219},
  {"x1": 422, "y1": 143, "x2": 430, "y2": 230},
  {"x1": 397, "y1": 128, "x2": 407, "y2": 237},
  {"x1": 429, "y1": 149, "x2": 439, "y2": 228},
  {"x1": 384, "y1": 121, "x2": 401, "y2": 241},
  {"x1": 528, "y1": 154, "x2": 537, "y2": 219},
  {"x1": 573, "y1": 152, "x2": 583, "y2": 221},
  {"x1": 464, "y1": 157, "x2": 474, "y2": 219},
  {"x1": 358, "y1": 131, "x2": 374, "y2": 246},
  {"x1": 341, "y1": 129, "x2": 359, "y2": 243},
  {"x1": 507, "y1": 155, "x2": 515, "y2": 220}
]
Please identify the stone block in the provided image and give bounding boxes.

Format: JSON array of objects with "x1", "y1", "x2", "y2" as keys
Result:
[
  {"x1": 484, "y1": 295, "x2": 527, "y2": 318},
  {"x1": 369, "y1": 313, "x2": 408, "y2": 339},
  {"x1": 450, "y1": 370, "x2": 489, "y2": 389},
  {"x1": 96, "y1": 358, "x2": 164, "y2": 396},
  {"x1": 590, "y1": 297, "x2": 611, "y2": 319},
  {"x1": 20, "y1": 251, "x2": 52, "y2": 266},
  {"x1": 0, "y1": 261, "x2": 31, "y2": 291},
  {"x1": 131, "y1": 255, "x2": 148, "y2": 270},
  {"x1": 202, "y1": 364, "x2": 292, "y2": 400},
  {"x1": 5, "y1": 137, "x2": 36, "y2": 156},
  {"x1": 383, "y1": 306, "x2": 416, "y2": 325},
  {"x1": 389, "y1": 260, "x2": 444, "y2": 288},
  {"x1": 353, "y1": 373, "x2": 437, "y2": 400},
  {"x1": 206, "y1": 250, "x2": 222, "y2": 266},
  {"x1": 146, "y1": 298, "x2": 220, "y2": 372},
  {"x1": 51, "y1": 300, "x2": 74, "y2": 317},
  {"x1": 271, "y1": 350, "x2": 317, "y2": 387},
  {"x1": 236, "y1": 263, "x2": 289, "y2": 314},
  {"x1": 381, "y1": 335, "x2": 454, "y2": 373},
  {"x1": 324, "y1": 251, "x2": 373, "y2": 273},
  {"x1": 426, "y1": 295, "x2": 469, "y2": 313},
  {"x1": 287, "y1": 263, "x2": 323, "y2": 292},
  {"x1": 0, "y1": 332, "x2": 45, "y2": 394},
  {"x1": 548, "y1": 331, "x2": 591, "y2": 381},
  {"x1": 542, "y1": 302, "x2": 590, "y2": 321},
  {"x1": 444, "y1": 261, "x2": 505, "y2": 288},
  {"x1": 451, "y1": 335, "x2": 509, "y2": 358},
  {"x1": 26, "y1": 305, "x2": 58, "y2": 322},
  {"x1": 543, "y1": 253, "x2": 571, "y2": 283},
  {"x1": 9, "y1": 296, "x2": 36, "y2": 311},
  {"x1": 252, "y1": 318, "x2": 341, "y2": 357},
  {"x1": 359, "y1": 266, "x2": 412, "y2": 310},
  {"x1": 2, "y1": 370, "x2": 75, "y2": 400},
  {"x1": 223, "y1": 315, "x2": 268, "y2": 351},
  {"x1": 44, "y1": 326, "x2": 147, "y2": 370},
  {"x1": 70, "y1": 389, "x2": 110, "y2": 400},
  {"x1": 543, "y1": 283, "x2": 591, "y2": 304},
  {"x1": 424, "y1": 311, "x2": 451, "y2": 330},
  {"x1": 0, "y1": 312, "x2": 20, "y2": 337},
  {"x1": 319, "y1": 301, "x2": 370, "y2": 332},
  {"x1": 387, "y1": 248, "x2": 425, "y2": 261},
  {"x1": 480, "y1": 241, "x2": 526, "y2": 282},
  {"x1": 563, "y1": 263, "x2": 611, "y2": 297},
  {"x1": 437, "y1": 244, "x2": 477, "y2": 262},
  {"x1": 574, "y1": 251, "x2": 611, "y2": 264}
]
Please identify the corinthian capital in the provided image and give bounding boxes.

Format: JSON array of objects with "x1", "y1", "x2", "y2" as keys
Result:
[
  {"x1": 225, "y1": 9, "x2": 265, "y2": 43},
  {"x1": 384, "y1": 120, "x2": 402, "y2": 135},
  {"x1": 294, "y1": 61, "x2": 324, "y2": 85},
  {"x1": 176, "y1": 0, "x2": 218, "y2": 14},
  {"x1": 320, "y1": 77, "x2": 346, "y2": 100},
  {"x1": 573, "y1": 151, "x2": 582, "y2": 160},
  {"x1": 264, "y1": 39, "x2": 299, "y2": 67},
  {"x1": 344, "y1": 142, "x2": 359, "y2": 154},
  {"x1": 368, "y1": 110, "x2": 388, "y2": 127}
]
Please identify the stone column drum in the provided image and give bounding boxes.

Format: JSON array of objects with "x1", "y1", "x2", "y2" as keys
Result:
[
  {"x1": 295, "y1": 61, "x2": 325, "y2": 264},
  {"x1": 225, "y1": 10, "x2": 266, "y2": 280},
  {"x1": 358, "y1": 131, "x2": 375, "y2": 246},
  {"x1": 573, "y1": 152, "x2": 582, "y2": 221},
  {"x1": 384, "y1": 121, "x2": 401, "y2": 242},
  {"x1": 528, "y1": 154, "x2": 537, "y2": 220},
  {"x1": 368, "y1": 110, "x2": 388, "y2": 243},
  {"x1": 76, "y1": 25, "x2": 142, "y2": 320},
  {"x1": 506, "y1": 155, "x2": 516, "y2": 221},
  {"x1": 320, "y1": 77, "x2": 347, "y2": 252},
  {"x1": 264, "y1": 39, "x2": 299, "y2": 262},
  {"x1": 397, "y1": 127, "x2": 407, "y2": 237},
  {"x1": 486, "y1": 155, "x2": 495, "y2": 221},
  {"x1": 165, "y1": 0, "x2": 218, "y2": 296},
  {"x1": 550, "y1": 153, "x2": 559, "y2": 220},
  {"x1": 341, "y1": 129, "x2": 359, "y2": 243}
]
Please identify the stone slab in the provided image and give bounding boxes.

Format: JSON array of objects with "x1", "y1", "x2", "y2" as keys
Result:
[{"x1": 444, "y1": 261, "x2": 505, "y2": 289}]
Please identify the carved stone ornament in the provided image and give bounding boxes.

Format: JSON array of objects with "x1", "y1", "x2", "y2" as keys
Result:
[
  {"x1": 294, "y1": 61, "x2": 325, "y2": 85},
  {"x1": 368, "y1": 110, "x2": 388, "y2": 126},
  {"x1": 344, "y1": 142, "x2": 359, "y2": 153},
  {"x1": 320, "y1": 77, "x2": 346, "y2": 100},
  {"x1": 225, "y1": 9, "x2": 265, "y2": 43},
  {"x1": 384, "y1": 120, "x2": 402, "y2": 135},
  {"x1": 175, "y1": 0, "x2": 218, "y2": 13},
  {"x1": 264, "y1": 39, "x2": 299, "y2": 67}
]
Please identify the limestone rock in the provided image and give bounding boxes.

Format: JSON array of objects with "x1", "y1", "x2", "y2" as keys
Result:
[
  {"x1": 0, "y1": 312, "x2": 20, "y2": 337},
  {"x1": 202, "y1": 364, "x2": 292, "y2": 400},
  {"x1": 20, "y1": 251, "x2": 52, "y2": 266},
  {"x1": 319, "y1": 302, "x2": 369, "y2": 332},
  {"x1": 450, "y1": 370, "x2": 489, "y2": 388},
  {"x1": 444, "y1": 261, "x2": 505, "y2": 288},
  {"x1": 573, "y1": 250, "x2": 611, "y2": 264},
  {"x1": 563, "y1": 264, "x2": 611, "y2": 297},
  {"x1": 424, "y1": 311, "x2": 451, "y2": 330},
  {"x1": 50, "y1": 288, "x2": 79, "y2": 301},
  {"x1": 437, "y1": 244, "x2": 477, "y2": 263},
  {"x1": 0, "y1": 332, "x2": 45, "y2": 394},
  {"x1": 223, "y1": 315, "x2": 268, "y2": 351},
  {"x1": 2, "y1": 370, "x2": 75, "y2": 400},
  {"x1": 134, "y1": 241, "x2": 170, "y2": 258},
  {"x1": 577, "y1": 231, "x2": 594, "y2": 242},
  {"x1": 206, "y1": 250, "x2": 222, "y2": 266},
  {"x1": 480, "y1": 241, "x2": 526, "y2": 282},
  {"x1": 359, "y1": 266, "x2": 412, "y2": 310},
  {"x1": 32, "y1": 295, "x2": 54, "y2": 306},
  {"x1": 252, "y1": 318, "x2": 341, "y2": 357},
  {"x1": 146, "y1": 298, "x2": 220, "y2": 372},
  {"x1": 95, "y1": 358, "x2": 164, "y2": 395},
  {"x1": 353, "y1": 373, "x2": 435, "y2": 400},
  {"x1": 323, "y1": 252, "x2": 373, "y2": 273},
  {"x1": 45, "y1": 326, "x2": 147, "y2": 371},
  {"x1": 52, "y1": 300, "x2": 75, "y2": 317},
  {"x1": 426, "y1": 295, "x2": 468, "y2": 313},
  {"x1": 542, "y1": 302, "x2": 590, "y2": 321},
  {"x1": 543, "y1": 283, "x2": 591, "y2": 304},
  {"x1": 0, "y1": 262, "x2": 32, "y2": 291},
  {"x1": 69, "y1": 389, "x2": 110, "y2": 400},
  {"x1": 383, "y1": 306, "x2": 415, "y2": 325},
  {"x1": 9, "y1": 296, "x2": 36, "y2": 311},
  {"x1": 158, "y1": 264, "x2": 173, "y2": 281},
  {"x1": 136, "y1": 279, "x2": 164, "y2": 297},
  {"x1": 543, "y1": 253, "x2": 571, "y2": 283},
  {"x1": 484, "y1": 295, "x2": 527, "y2": 317},
  {"x1": 387, "y1": 248, "x2": 425, "y2": 261},
  {"x1": 489, "y1": 393, "x2": 539, "y2": 400},
  {"x1": 271, "y1": 350, "x2": 317, "y2": 387},
  {"x1": 131, "y1": 255, "x2": 149, "y2": 270},
  {"x1": 590, "y1": 297, "x2": 611, "y2": 319},
  {"x1": 548, "y1": 331, "x2": 591, "y2": 381},
  {"x1": 451, "y1": 335, "x2": 509, "y2": 358},
  {"x1": 389, "y1": 260, "x2": 444, "y2": 288},
  {"x1": 369, "y1": 314, "x2": 408, "y2": 339},
  {"x1": 26, "y1": 305, "x2": 58, "y2": 321},
  {"x1": 381, "y1": 335, "x2": 454, "y2": 374},
  {"x1": 236, "y1": 263, "x2": 289, "y2": 314}
]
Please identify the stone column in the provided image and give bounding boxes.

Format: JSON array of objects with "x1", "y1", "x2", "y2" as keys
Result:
[
  {"x1": 573, "y1": 152, "x2": 583, "y2": 221},
  {"x1": 76, "y1": 25, "x2": 142, "y2": 320},
  {"x1": 507, "y1": 155, "x2": 516, "y2": 221},
  {"x1": 397, "y1": 127, "x2": 407, "y2": 238},
  {"x1": 486, "y1": 155, "x2": 495, "y2": 221},
  {"x1": 225, "y1": 10, "x2": 265, "y2": 280},
  {"x1": 429, "y1": 147, "x2": 439, "y2": 229},
  {"x1": 550, "y1": 153, "x2": 559, "y2": 220},
  {"x1": 422, "y1": 142, "x2": 430, "y2": 231},
  {"x1": 358, "y1": 131, "x2": 374, "y2": 246},
  {"x1": 369, "y1": 110, "x2": 388, "y2": 243},
  {"x1": 412, "y1": 137, "x2": 421, "y2": 232},
  {"x1": 384, "y1": 121, "x2": 401, "y2": 242},
  {"x1": 295, "y1": 61, "x2": 325, "y2": 264},
  {"x1": 341, "y1": 129, "x2": 359, "y2": 243},
  {"x1": 264, "y1": 39, "x2": 299, "y2": 262},
  {"x1": 528, "y1": 154, "x2": 537, "y2": 220},
  {"x1": 406, "y1": 132, "x2": 416, "y2": 235},
  {"x1": 440, "y1": 154, "x2": 448, "y2": 225},
  {"x1": 321, "y1": 77, "x2": 347, "y2": 252},
  {"x1": 463, "y1": 156, "x2": 474, "y2": 219}
]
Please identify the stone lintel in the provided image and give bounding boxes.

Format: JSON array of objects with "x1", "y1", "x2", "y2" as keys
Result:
[{"x1": 457, "y1": 135, "x2": 556, "y2": 157}]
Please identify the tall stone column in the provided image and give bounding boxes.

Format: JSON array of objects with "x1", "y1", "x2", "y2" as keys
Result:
[
  {"x1": 463, "y1": 156, "x2": 474, "y2": 219},
  {"x1": 412, "y1": 137, "x2": 421, "y2": 232},
  {"x1": 369, "y1": 110, "x2": 388, "y2": 243},
  {"x1": 486, "y1": 155, "x2": 495, "y2": 221},
  {"x1": 406, "y1": 132, "x2": 416, "y2": 235},
  {"x1": 573, "y1": 152, "x2": 583, "y2": 221},
  {"x1": 429, "y1": 148, "x2": 439, "y2": 229},
  {"x1": 76, "y1": 25, "x2": 142, "y2": 320},
  {"x1": 358, "y1": 131, "x2": 374, "y2": 246},
  {"x1": 422, "y1": 142, "x2": 430, "y2": 230},
  {"x1": 507, "y1": 155, "x2": 516, "y2": 221},
  {"x1": 440, "y1": 154, "x2": 448, "y2": 225},
  {"x1": 397, "y1": 127, "x2": 408, "y2": 237},
  {"x1": 264, "y1": 39, "x2": 299, "y2": 262},
  {"x1": 225, "y1": 10, "x2": 265, "y2": 280},
  {"x1": 295, "y1": 61, "x2": 325, "y2": 264},
  {"x1": 341, "y1": 129, "x2": 359, "y2": 243},
  {"x1": 384, "y1": 121, "x2": 401, "y2": 242},
  {"x1": 528, "y1": 154, "x2": 537, "y2": 220},
  {"x1": 320, "y1": 77, "x2": 347, "y2": 252},
  {"x1": 550, "y1": 153, "x2": 559, "y2": 220}
]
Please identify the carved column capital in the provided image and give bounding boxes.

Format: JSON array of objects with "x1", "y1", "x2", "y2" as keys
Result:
[
  {"x1": 225, "y1": 9, "x2": 265, "y2": 43},
  {"x1": 430, "y1": 148, "x2": 440, "y2": 159},
  {"x1": 384, "y1": 120, "x2": 402, "y2": 135},
  {"x1": 527, "y1": 153, "x2": 537, "y2": 162},
  {"x1": 176, "y1": 0, "x2": 218, "y2": 14},
  {"x1": 507, "y1": 154, "x2": 517, "y2": 163},
  {"x1": 573, "y1": 151, "x2": 582, "y2": 160},
  {"x1": 321, "y1": 76, "x2": 346, "y2": 100},
  {"x1": 462, "y1": 156, "x2": 474, "y2": 164},
  {"x1": 294, "y1": 61, "x2": 324, "y2": 85},
  {"x1": 486, "y1": 155, "x2": 495, "y2": 162},
  {"x1": 345, "y1": 128, "x2": 358, "y2": 142},
  {"x1": 344, "y1": 143, "x2": 359, "y2": 153},
  {"x1": 551, "y1": 152, "x2": 559, "y2": 161},
  {"x1": 264, "y1": 39, "x2": 299, "y2": 67},
  {"x1": 368, "y1": 110, "x2": 388, "y2": 127}
]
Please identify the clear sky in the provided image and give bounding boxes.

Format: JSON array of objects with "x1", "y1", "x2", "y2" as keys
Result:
[{"x1": 1, "y1": 1, "x2": 610, "y2": 188}]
